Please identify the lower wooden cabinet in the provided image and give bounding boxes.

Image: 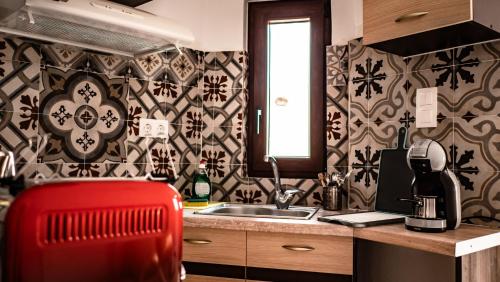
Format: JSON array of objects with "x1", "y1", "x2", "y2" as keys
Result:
[
  {"x1": 247, "y1": 231, "x2": 353, "y2": 275},
  {"x1": 182, "y1": 227, "x2": 353, "y2": 280},
  {"x1": 183, "y1": 227, "x2": 246, "y2": 266},
  {"x1": 460, "y1": 247, "x2": 500, "y2": 282},
  {"x1": 356, "y1": 239, "x2": 500, "y2": 282}
]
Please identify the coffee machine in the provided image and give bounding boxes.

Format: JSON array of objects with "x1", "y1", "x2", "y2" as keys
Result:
[{"x1": 402, "y1": 139, "x2": 461, "y2": 232}]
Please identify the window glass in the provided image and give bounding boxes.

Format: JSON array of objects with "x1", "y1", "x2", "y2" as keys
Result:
[{"x1": 267, "y1": 20, "x2": 311, "y2": 158}]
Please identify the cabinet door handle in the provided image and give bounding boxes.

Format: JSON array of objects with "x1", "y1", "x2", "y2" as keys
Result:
[
  {"x1": 256, "y1": 108, "x2": 262, "y2": 135},
  {"x1": 395, "y1": 12, "x2": 429, "y2": 23},
  {"x1": 282, "y1": 245, "x2": 315, "y2": 252},
  {"x1": 184, "y1": 239, "x2": 212, "y2": 245}
]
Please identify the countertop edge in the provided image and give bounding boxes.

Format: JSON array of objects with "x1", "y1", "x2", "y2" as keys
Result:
[
  {"x1": 455, "y1": 232, "x2": 500, "y2": 257},
  {"x1": 353, "y1": 224, "x2": 500, "y2": 257}
]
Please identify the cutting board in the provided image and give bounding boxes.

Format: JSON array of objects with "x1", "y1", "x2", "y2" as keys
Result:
[{"x1": 375, "y1": 127, "x2": 414, "y2": 214}]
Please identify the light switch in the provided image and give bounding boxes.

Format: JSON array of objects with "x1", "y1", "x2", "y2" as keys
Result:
[
  {"x1": 421, "y1": 110, "x2": 432, "y2": 123},
  {"x1": 416, "y1": 91, "x2": 426, "y2": 106},
  {"x1": 416, "y1": 87, "x2": 437, "y2": 128},
  {"x1": 425, "y1": 92, "x2": 433, "y2": 105}
]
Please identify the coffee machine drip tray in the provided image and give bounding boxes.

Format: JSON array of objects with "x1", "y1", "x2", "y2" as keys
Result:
[{"x1": 405, "y1": 216, "x2": 447, "y2": 233}]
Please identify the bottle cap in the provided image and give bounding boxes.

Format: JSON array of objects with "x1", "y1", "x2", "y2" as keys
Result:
[{"x1": 199, "y1": 160, "x2": 206, "y2": 169}]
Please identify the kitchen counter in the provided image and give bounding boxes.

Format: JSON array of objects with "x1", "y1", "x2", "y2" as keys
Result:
[
  {"x1": 354, "y1": 222, "x2": 500, "y2": 257},
  {"x1": 183, "y1": 209, "x2": 353, "y2": 237},
  {"x1": 183, "y1": 208, "x2": 500, "y2": 257}
]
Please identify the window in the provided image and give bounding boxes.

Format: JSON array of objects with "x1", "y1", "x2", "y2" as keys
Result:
[
  {"x1": 247, "y1": 0, "x2": 331, "y2": 178},
  {"x1": 267, "y1": 19, "x2": 311, "y2": 158}
]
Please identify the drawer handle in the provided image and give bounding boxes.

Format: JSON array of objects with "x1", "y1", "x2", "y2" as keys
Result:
[
  {"x1": 395, "y1": 12, "x2": 429, "y2": 23},
  {"x1": 184, "y1": 239, "x2": 212, "y2": 245},
  {"x1": 282, "y1": 245, "x2": 315, "y2": 252}
]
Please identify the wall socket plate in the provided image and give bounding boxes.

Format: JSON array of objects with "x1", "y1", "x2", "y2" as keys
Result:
[{"x1": 139, "y1": 118, "x2": 169, "y2": 139}]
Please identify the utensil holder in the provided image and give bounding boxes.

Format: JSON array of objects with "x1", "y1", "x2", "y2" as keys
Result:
[{"x1": 322, "y1": 186, "x2": 342, "y2": 211}]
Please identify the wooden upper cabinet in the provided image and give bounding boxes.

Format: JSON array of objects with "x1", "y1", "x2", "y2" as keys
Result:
[
  {"x1": 364, "y1": 0, "x2": 471, "y2": 45},
  {"x1": 363, "y1": 0, "x2": 500, "y2": 56}
]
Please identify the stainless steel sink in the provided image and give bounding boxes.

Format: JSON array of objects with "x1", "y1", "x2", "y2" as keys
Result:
[{"x1": 193, "y1": 204, "x2": 318, "y2": 220}]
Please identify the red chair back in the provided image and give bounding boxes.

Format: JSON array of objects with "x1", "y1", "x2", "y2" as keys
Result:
[{"x1": 3, "y1": 181, "x2": 183, "y2": 282}]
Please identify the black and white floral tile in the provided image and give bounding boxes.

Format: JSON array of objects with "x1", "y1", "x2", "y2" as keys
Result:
[
  {"x1": 345, "y1": 38, "x2": 499, "y2": 226},
  {"x1": 38, "y1": 66, "x2": 128, "y2": 164},
  {"x1": 0, "y1": 37, "x2": 41, "y2": 176},
  {"x1": 326, "y1": 46, "x2": 349, "y2": 167}
]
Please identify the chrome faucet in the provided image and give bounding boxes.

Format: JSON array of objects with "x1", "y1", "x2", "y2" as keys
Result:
[{"x1": 264, "y1": 155, "x2": 302, "y2": 209}]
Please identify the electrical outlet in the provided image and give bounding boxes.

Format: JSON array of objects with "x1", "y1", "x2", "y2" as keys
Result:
[
  {"x1": 139, "y1": 118, "x2": 154, "y2": 137},
  {"x1": 156, "y1": 120, "x2": 169, "y2": 139},
  {"x1": 138, "y1": 118, "x2": 169, "y2": 139}
]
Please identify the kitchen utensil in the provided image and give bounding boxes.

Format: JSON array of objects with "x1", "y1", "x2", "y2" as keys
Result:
[
  {"x1": 317, "y1": 172, "x2": 328, "y2": 187},
  {"x1": 375, "y1": 127, "x2": 414, "y2": 215},
  {"x1": 330, "y1": 171, "x2": 351, "y2": 189}
]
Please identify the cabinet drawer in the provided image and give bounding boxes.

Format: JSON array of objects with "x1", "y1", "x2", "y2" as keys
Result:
[
  {"x1": 247, "y1": 232, "x2": 353, "y2": 275},
  {"x1": 364, "y1": 0, "x2": 471, "y2": 45},
  {"x1": 183, "y1": 227, "x2": 246, "y2": 266}
]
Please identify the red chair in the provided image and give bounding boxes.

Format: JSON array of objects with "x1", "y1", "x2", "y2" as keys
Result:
[{"x1": 3, "y1": 181, "x2": 183, "y2": 282}]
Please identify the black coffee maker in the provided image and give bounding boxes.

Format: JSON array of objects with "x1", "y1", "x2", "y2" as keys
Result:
[{"x1": 402, "y1": 139, "x2": 461, "y2": 232}]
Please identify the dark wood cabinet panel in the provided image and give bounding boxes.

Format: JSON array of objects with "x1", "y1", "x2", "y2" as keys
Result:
[{"x1": 110, "y1": 0, "x2": 152, "y2": 7}]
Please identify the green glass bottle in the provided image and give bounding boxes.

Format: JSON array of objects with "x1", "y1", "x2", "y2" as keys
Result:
[{"x1": 191, "y1": 160, "x2": 212, "y2": 201}]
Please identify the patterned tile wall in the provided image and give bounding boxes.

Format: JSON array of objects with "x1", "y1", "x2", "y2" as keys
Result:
[
  {"x1": 0, "y1": 36, "x2": 204, "y2": 185},
  {"x1": 0, "y1": 35, "x2": 351, "y2": 209},
  {"x1": 345, "y1": 38, "x2": 500, "y2": 226},
  {"x1": 186, "y1": 46, "x2": 350, "y2": 207},
  {"x1": 2, "y1": 34, "x2": 496, "y2": 227}
]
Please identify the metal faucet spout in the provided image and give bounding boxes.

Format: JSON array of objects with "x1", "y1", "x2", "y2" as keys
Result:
[
  {"x1": 264, "y1": 155, "x2": 283, "y2": 193},
  {"x1": 264, "y1": 155, "x2": 302, "y2": 209}
]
